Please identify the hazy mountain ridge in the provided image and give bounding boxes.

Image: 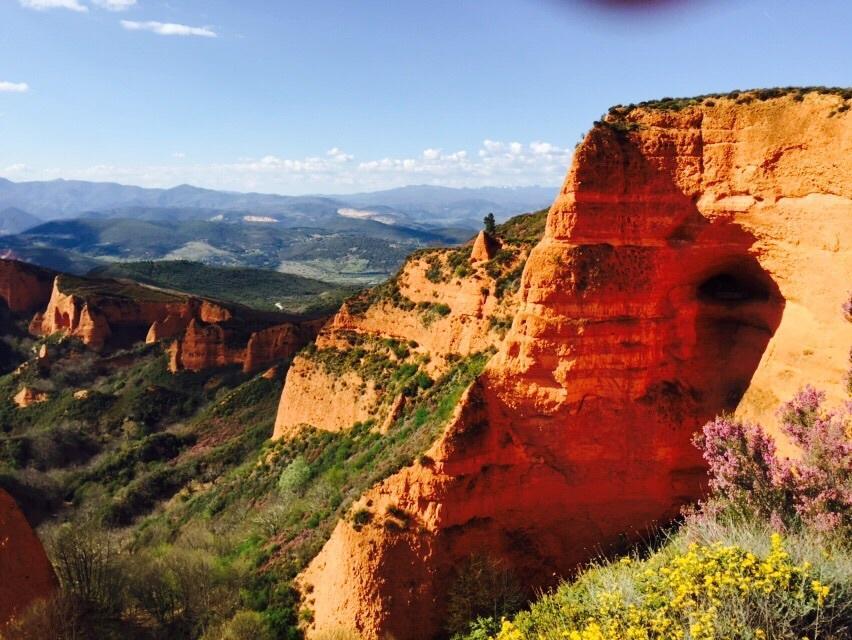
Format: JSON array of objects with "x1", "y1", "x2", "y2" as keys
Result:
[{"x1": 0, "y1": 178, "x2": 556, "y2": 228}]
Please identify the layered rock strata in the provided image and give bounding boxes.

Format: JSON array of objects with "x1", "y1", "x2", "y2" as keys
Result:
[
  {"x1": 294, "y1": 91, "x2": 852, "y2": 639},
  {"x1": 168, "y1": 318, "x2": 317, "y2": 374}
]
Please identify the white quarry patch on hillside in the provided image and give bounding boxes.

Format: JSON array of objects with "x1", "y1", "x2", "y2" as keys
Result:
[
  {"x1": 243, "y1": 215, "x2": 278, "y2": 223},
  {"x1": 164, "y1": 241, "x2": 232, "y2": 261},
  {"x1": 337, "y1": 208, "x2": 398, "y2": 225}
]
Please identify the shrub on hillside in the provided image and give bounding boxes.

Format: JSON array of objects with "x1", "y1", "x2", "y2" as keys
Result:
[
  {"x1": 694, "y1": 386, "x2": 851, "y2": 534},
  {"x1": 446, "y1": 555, "x2": 523, "y2": 638},
  {"x1": 491, "y1": 531, "x2": 850, "y2": 640},
  {"x1": 202, "y1": 610, "x2": 273, "y2": 640}
]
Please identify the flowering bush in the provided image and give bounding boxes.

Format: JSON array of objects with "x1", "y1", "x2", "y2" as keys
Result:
[
  {"x1": 492, "y1": 534, "x2": 844, "y2": 640},
  {"x1": 693, "y1": 387, "x2": 851, "y2": 534}
]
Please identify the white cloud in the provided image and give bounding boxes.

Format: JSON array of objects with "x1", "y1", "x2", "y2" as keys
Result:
[
  {"x1": 172, "y1": 152, "x2": 186, "y2": 159},
  {"x1": 92, "y1": 0, "x2": 136, "y2": 10},
  {"x1": 7, "y1": 139, "x2": 571, "y2": 193},
  {"x1": 3, "y1": 164, "x2": 31, "y2": 174},
  {"x1": 120, "y1": 20, "x2": 217, "y2": 37},
  {"x1": 0, "y1": 81, "x2": 30, "y2": 93},
  {"x1": 19, "y1": 0, "x2": 87, "y2": 11},
  {"x1": 326, "y1": 147, "x2": 353, "y2": 162},
  {"x1": 530, "y1": 141, "x2": 555, "y2": 155}
]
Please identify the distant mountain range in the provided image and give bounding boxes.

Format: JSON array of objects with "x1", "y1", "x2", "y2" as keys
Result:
[
  {"x1": 0, "y1": 177, "x2": 556, "y2": 229},
  {"x1": 0, "y1": 178, "x2": 556, "y2": 283}
]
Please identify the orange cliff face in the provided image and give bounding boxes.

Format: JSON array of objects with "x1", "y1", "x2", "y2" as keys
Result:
[
  {"x1": 272, "y1": 215, "x2": 543, "y2": 439},
  {"x1": 295, "y1": 91, "x2": 852, "y2": 639},
  {"x1": 24, "y1": 273, "x2": 315, "y2": 373},
  {"x1": 167, "y1": 318, "x2": 314, "y2": 374},
  {"x1": 0, "y1": 489, "x2": 56, "y2": 628},
  {"x1": 29, "y1": 275, "x2": 203, "y2": 350},
  {"x1": 0, "y1": 259, "x2": 55, "y2": 314}
]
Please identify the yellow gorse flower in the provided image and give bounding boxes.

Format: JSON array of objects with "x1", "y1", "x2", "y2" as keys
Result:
[{"x1": 491, "y1": 535, "x2": 833, "y2": 640}]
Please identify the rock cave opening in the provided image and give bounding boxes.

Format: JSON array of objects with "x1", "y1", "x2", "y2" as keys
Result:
[{"x1": 690, "y1": 257, "x2": 786, "y2": 413}]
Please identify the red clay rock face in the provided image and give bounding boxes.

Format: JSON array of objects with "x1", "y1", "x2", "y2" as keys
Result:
[
  {"x1": 30, "y1": 276, "x2": 200, "y2": 350},
  {"x1": 168, "y1": 317, "x2": 316, "y2": 374},
  {"x1": 470, "y1": 230, "x2": 500, "y2": 262},
  {"x1": 25, "y1": 273, "x2": 312, "y2": 373},
  {"x1": 0, "y1": 259, "x2": 55, "y2": 314},
  {"x1": 299, "y1": 93, "x2": 852, "y2": 639},
  {"x1": 0, "y1": 489, "x2": 56, "y2": 628},
  {"x1": 243, "y1": 324, "x2": 304, "y2": 374},
  {"x1": 146, "y1": 313, "x2": 192, "y2": 344}
]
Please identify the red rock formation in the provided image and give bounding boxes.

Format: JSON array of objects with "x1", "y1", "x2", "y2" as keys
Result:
[
  {"x1": 0, "y1": 259, "x2": 55, "y2": 313},
  {"x1": 26, "y1": 273, "x2": 307, "y2": 373},
  {"x1": 30, "y1": 276, "x2": 200, "y2": 349},
  {"x1": 146, "y1": 314, "x2": 192, "y2": 344},
  {"x1": 0, "y1": 489, "x2": 56, "y2": 627},
  {"x1": 168, "y1": 319, "x2": 231, "y2": 370},
  {"x1": 297, "y1": 91, "x2": 852, "y2": 639},
  {"x1": 168, "y1": 317, "x2": 316, "y2": 374},
  {"x1": 243, "y1": 324, "x2": 303, "y2": 374},
  {"x1": 470, "y1": 230, "x2": 499, "y2": 262}
]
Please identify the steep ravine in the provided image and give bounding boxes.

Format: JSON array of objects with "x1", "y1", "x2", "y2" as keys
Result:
[{"x1": 279, "y1": 91, "x2": 852, "y2": 639}]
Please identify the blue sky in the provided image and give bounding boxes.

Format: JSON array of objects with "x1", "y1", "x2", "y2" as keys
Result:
[{"x1": 0, "y1": 0, "x2": 849, "y2": 194}]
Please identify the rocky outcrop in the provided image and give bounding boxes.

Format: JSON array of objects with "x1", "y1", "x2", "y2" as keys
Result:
[
  {"x1": 275, "y1": 357, "x2": 381, "y2": 437},
  {"x1": 244, "y1": 323, "x2": 306, "y2": 374},
  {"x1": 470, "y1": 230, "x2": 499, "y2": 262},
  {"x1": 0, "y1": 489, "x2": 56, "y2": 627},
  {"x1": 25, "y1": 273, "x2": 311, "y2": 373},
  {"x1": 168, "y1": 317, "x2": 317, "y2": 374},
  {"x1": 0, "y1": 259, "x2": 55, "y2": 313},
  {"x1": 272, "y1": 216, "x2": 541, "y2": 439},
  {"x1": 13, "y1": 386, "x2": 49, "y2": 408},
  {"x1": 297, "y1": 91, "x2": 852, "y2": 639},
  {"x1": 30, "y1": 276, "x2": 200, "y2": 349},
  {"x1": 146, "y1": 314, "x2": 192, "y2": 343}
]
